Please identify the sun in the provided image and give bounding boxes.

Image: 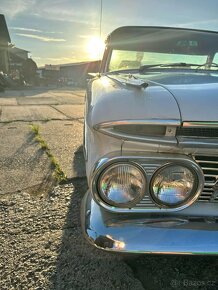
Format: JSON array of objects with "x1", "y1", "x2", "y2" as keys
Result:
[{"x1": 86, "y1": 36, "x2": 105, "y2": 60}]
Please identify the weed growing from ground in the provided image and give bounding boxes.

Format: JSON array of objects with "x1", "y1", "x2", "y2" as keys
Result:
[{"x1": 30, "y1": 124, "x2": 67, "y2": 182}]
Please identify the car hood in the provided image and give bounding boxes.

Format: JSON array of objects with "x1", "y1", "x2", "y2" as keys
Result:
[
  {"x1": 90, "y1": 72, "x2": 218, "y2": 127},
  {"x1": 137, "y1": 71, "x2": 218, "y2": 122},
  {"x1": 89, "y1": 75, "x2": 180, "y2": 127}
]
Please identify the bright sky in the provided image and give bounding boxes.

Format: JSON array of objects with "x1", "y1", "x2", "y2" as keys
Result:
[{"x1": 1, "y1": 0, "x2": 218, "y2": 67}]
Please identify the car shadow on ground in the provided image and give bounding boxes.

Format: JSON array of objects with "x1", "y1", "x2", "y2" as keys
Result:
[
  {"x1": 124, "y1": 254, "x2": 218, "y2": 290},
  {"x1": 50, "y1": 146, "x2": 144, "y2": 290}
]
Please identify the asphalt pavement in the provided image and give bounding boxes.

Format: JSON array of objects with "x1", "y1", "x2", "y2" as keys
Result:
[
  {"x1": 0, "y1": 87, "x2": 85, "y2": 195},
  {"x1": 0, "y1": 87, "x2": 144, "y2": 290},
  {"x1": 1, "y1": 86, "x2": 218, "y2": 290}
]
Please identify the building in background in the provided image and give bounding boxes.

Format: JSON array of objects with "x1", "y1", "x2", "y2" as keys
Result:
[
  {"x1": 60, "y1": 60, "x2": 100, "y2": 86},
  {"x1": 0, "y1": 14, "x2": 11, "y2": 73},
  {"x1": 39, "y1": 60, "x2": 101, "y2": 87},
  {"x1": 8, "y1": 47, "x2": 29, "y2": 69},
  {"x1": 0, "y1": 14, "x2": 38, "y2": 86},
  {"x1": 8, "y1": 47, "x2": 28, "y2": 82},
  {"x1": 1, "y1": 13, "x2": 99, "y2": 88}
]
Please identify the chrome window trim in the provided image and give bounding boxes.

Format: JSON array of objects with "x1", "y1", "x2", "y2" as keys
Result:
[{"x1": 91, "y1": 154, "x2": 204, "y2": 213}]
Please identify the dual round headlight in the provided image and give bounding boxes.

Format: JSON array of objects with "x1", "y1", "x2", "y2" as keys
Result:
[
  {"x1": 150, "y1": 164, "x2": 198, "y2": 208},
  {"x1": 98, "y1": 163, "x2": 146, "y2": 207},
  {"x1": 97, "y1": 162, "x2": 200, "y2": 209}
]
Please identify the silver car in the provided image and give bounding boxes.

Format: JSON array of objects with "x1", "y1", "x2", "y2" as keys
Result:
[{"x1": 81, "y1": 26, "x2": 218, "y2": 254}]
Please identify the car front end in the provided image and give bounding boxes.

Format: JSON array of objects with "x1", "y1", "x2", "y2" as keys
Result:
[{"x1": 81, "y1": 26, "x2": 218, "y2": 254}]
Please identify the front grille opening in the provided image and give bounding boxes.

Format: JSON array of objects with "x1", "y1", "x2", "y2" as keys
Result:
[
  {"x1": 194, "y1": 155, "x2": 218, "y2": 202},
  {"x1": 195, "y1": 156, "x2": 218, "y2": 178},
  {"x1": 177, "y1": 127, "x2": 218, "y2": 138},
  {"x1": 113, "y1": 125, "x2": 166, "y2": 137},
  {"x1": 195, "y1": 155, "x2": 218, "y2": 162},
  {"x1": 202, "y1": 169, "x2": 218, "y2": 176},
  {"x1": 197, "y1": 162, "x2": 218, "y2": 169},
  {"x1": 204, "y1": 176, "x2": 217, "y2": 183}
]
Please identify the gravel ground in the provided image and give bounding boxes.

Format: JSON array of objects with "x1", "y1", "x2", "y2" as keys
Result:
[
  {"x1": 0, "y1": 179, "x2": 144, "y2": 290},
  {"x1": 2, "y1": 180, "x2": 218, "y2": 290}
]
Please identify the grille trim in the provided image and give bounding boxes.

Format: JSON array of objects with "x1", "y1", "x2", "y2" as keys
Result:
[
  {"x1": 177, "y1": 127, "x2": 218, "y2": 138},
  {"x1": 134, "y1": 155, "x2": 218, "y2": 209},
  {"x1": 194, "y1": 155, "x2": 218, "y2": 202}
]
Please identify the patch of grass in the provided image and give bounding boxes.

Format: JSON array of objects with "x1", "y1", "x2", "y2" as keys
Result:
[
  {"x1": 30, "y1": 124, "x2": 67, "y2": 182},
  {"x1": 30, "y1": 124, "x2": 39, "y2": 135},
  {"x1": 35, "y1": 135, "x2": 48, "y2": 150}
]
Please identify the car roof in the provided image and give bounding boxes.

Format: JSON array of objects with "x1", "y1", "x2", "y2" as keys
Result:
[
  {"x1": 108, "y1": 26, "x2": 218, "y2": 37},
  {"x1": 106, "y1": 26, "x2": 218, "y2": 55}
]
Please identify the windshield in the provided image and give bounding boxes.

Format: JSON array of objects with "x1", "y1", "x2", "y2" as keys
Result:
[
  {"x1": 109, "y1": 50, "x2": 208, "y2": 72},
  {"x1": 107, "y1": 27, "x2": 218, "y2": 73}
]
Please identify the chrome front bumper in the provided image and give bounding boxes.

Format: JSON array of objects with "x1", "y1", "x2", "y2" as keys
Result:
[{"x1": 81, "y1": 191, "x2": 218, "y2": 255}]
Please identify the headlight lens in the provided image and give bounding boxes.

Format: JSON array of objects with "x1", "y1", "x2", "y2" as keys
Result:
[
  {"x1": 150, "y1": 164, "x2": 198, "y2": 208},
  {"x1": 98, "y1": 163, "x2": 146, "y2": 207}
]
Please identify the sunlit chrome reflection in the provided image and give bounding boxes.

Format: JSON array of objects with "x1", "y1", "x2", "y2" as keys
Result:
[
  {"x1": 114, "y1": 240, "x2": 126, "y2": 250},
  {"x1": 94, "y1": 234, "x2": 126, "y2": 250}
]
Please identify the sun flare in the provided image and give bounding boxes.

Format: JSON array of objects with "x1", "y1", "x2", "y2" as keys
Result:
[{"x1": 86, "y1": 36, "x2": 105, "y2": 60}]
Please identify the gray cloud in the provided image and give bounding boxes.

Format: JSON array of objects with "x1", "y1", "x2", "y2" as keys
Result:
[
  {"x1": 16, "y1": 33, "x2": 66, "y2": 42},
  {"x1": 10, "y1": 26, "x2": 63, "y2": 34},
  {"x1": 0, "y1": 0, "x2": 35, "y2": 18},
  {"x1": 10, "y1": 27, "x2": 42, "y2": 32}
]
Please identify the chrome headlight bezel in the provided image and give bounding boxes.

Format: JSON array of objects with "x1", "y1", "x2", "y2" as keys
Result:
[
  {"x1": 96, "y1": 162, "x2": 147, "y2": 208},
  {"x1": 91, "y1": 155, "x2": 204, "y2": 213},
  {"x1": 149, "y1": 162, "x2": 201, "y2": 209}
]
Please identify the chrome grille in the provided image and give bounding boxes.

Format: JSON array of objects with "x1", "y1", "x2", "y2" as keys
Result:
[
  {"x1": 194, "y1": 155, "x2": 218, "y2": 202},
  {"x1": 132, "y1": 156, "x2": 218, "y2": 210},
  {"x1": 177, "y1": 127, "x2": 218, "y2": 138},
  {"x1": 134, "y1": 162, "x2": 161, "y2": 209}
]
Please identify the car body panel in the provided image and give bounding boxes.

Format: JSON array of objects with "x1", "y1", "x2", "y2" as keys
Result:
[{"x1": 81, "y1": 191, "x2": 218, "y2": 254}]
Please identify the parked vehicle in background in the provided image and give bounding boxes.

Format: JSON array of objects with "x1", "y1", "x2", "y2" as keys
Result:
[{"x1": 81, "y1": 26, "x2": 218, "y2": 254}]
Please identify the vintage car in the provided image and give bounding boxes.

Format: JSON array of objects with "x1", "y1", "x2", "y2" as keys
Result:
[{"x1": 81, "y1": 26, "x2": 218, "y2": 254}]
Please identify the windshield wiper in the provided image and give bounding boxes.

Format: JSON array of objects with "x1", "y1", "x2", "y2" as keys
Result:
[
  {"x1": 107, "y1": 68, "x2": 138, "y2": 75},
  {"x1": 139, "y1": 62, "x2": 201, "y2": 73},
  {"x1": 195, "y1": 62, "x2": 218, "y2": 70}
]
